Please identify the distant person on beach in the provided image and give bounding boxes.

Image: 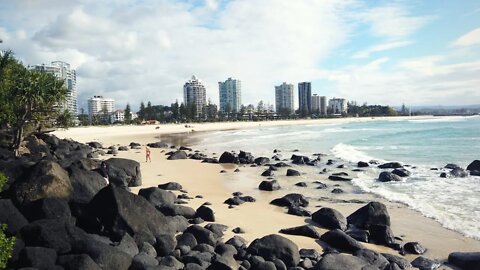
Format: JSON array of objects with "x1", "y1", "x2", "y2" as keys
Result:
[
  {"x1": 146, "y1": 146, "x2": 151, "y2": 162},
  {"x1": 100, "y1": 161, "x2": 109, "y2": 185}
]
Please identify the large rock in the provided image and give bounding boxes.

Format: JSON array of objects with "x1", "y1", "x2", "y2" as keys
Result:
[
  {"x1": 286, "y1": 169, "x2": 301, "y2": 176},
  {"x1": 184, "y1": 225, "x2": 217, "y2": 246},
  {"x1": 68, "y1": 166, "x2": 106, "y2": 203},
  {"x1": 311, "y1": 207, "x2": 347, "y2": 231},
  {"x1": 353, "y1": 249, "x2": 389, "y2": 269},
  {"x1": 157, "y1": 204, "x2": 196, "y2": 219},
  {"x1": 411, "y1": 256, "x2": 440, "y2": 270},
  {"x1": 19, "y1": 246, "x2": 57, "y2": 269},
  {"x1": 0, "y1": 199, "x2": 28, "y2": 235},
  {"x1": 403, "y1": 242, "x2": 426, "y2": 255},
  {"x1": 369, "y1": 225, "x2": 395, "y2": 245},
  {"x1": 392, "y1": 168, "x2": 411, "y2": 177},
  {"x1": 378, "y1": 162, "x2": 403, "y2": 169},
  {"x1": 247, "y1": 234, "x2": 300, "y2": 267},
  {"x1": 255, "y1": 157, "x2": 270, "y2": 165},
  {"x1": 467, "y1": 160, "x2": 480, "y2": 171},
  {"x1": 378, "y1": 171, "x2": 402, "y2": 182},
  {"x1": 195, "y1": 205, "x2": 215, "y2": 222},
  {"x1": 450, "y1": 168, "x2": 469, "y2": 178},
  {"x1": 71, "y1": 234, "x2": 133, "y2": 270},
  {"x1": 57, "y1": 254, "x2": 102, "y2": 270},
  {"x1": 167, "y1": 150, "x2": 188, "y2": 160},
  {"x1": 259, "y1": 180, "x2": 281, "y2": 191},
  {"x1": 448, "y1": 252, "x2": 480, "y2": 270},
  {"x1": 138, "y1": 187, "x2": 176, "y2": 206},
  {"x1": 320, "y1": 229, "x2": 364, "y2": 253},
  {"x1": 219, "y1": 152, "x2": 238, "y2": 164},
  {"x1": 313, "y1": 253, "x2": 371, "y2": 270},
  {"x1": 23, "y1": 197, "x2": 72, "y2": 222},
  {"x1": 22, "y1": 135, "x2": 52, "y2": 160},
  {"x1": 270, "y1": 193, "x2": 309, "y2": 208},
  {"x1": 88, "y1": 185, "x2": 178, "y2": 240},
  {"x1": 147, "y1": 142, "x2": 168, "y2": 148},
  {"x1": 347, "y1": 202, "x2": 390, "y2": 229},
  {"x1": 328, "y1": 175, "x2": 352, "y2": 181},
  {"x1": 357, "y1": 161, "x2": 369, "y2": 168},
  {"x1": 279, "y1": 225, "x2": 320, "y2": 239},
  {"x1": 12, "y1": 160, "x2": 73, "y2": 205},
  {"x1": 158, "y1": 182, "x2": 183, "y2": 191},
  {"x1": 104, "y1": 158, "x2": 142, "y2": 187}
]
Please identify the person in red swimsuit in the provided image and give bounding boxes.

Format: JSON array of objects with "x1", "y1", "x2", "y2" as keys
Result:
[{"x1": 146, "y1": 146, "x2": 151, "y2": 162}]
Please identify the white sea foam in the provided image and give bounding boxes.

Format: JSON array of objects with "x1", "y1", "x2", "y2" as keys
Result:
[
  {"x1": 330, "y1": 143, "x2": 385, "y2": 163},
  {"x1": 408, "y1": 116, "x2": 474, "y2": 123}
]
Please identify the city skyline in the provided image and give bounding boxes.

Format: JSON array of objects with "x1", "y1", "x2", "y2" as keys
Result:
[{"x1": 1, "y1": 1, "x2": 479, "y2": 109}]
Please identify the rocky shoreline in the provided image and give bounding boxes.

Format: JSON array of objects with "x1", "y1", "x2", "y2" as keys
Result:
[{"x1": 0, "y1": 133, "x2": 479, "y2": 270}]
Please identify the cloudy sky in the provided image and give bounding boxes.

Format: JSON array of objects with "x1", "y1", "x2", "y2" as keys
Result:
[{"x1": 1, "y1": 0, "x2": 480, "y2": 111}]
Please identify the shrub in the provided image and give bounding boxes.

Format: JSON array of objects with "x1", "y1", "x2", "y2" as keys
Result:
[{"x1": 0, "y1": 172, "x2": 15, "y2": 269}]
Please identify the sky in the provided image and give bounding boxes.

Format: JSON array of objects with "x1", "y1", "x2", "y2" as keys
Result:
[{"x1": 1, "y1": 0, "x2": 480, "y2": 111}]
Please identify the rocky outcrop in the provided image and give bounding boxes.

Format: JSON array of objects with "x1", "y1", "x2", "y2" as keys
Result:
[
  {"x1": 105, "y1": 158, "x2": 142, "y2": 187},
  {"x1": 312, "y1": 207, "x2": 347, "y2": 231},
  {"x1": 378, "y1": 171, "x2": 402, "y2": 182},
  {"x1": 248, "y1": 234, "x2": 300, "y2": 267},
  {"x1": 259, "y1": 180, "x2": 281, "y2": 191}
]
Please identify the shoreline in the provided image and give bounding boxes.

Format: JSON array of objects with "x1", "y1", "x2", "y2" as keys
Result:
[{"x1": 52, "y1": 116, "x2": 480, "y2": 264}]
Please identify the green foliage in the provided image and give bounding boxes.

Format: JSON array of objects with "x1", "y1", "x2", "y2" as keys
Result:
[
  {"x1": 56, "y1": 109, "x2": 75, "y2": 128},
  {"x1": 124, "y1": 104, "x2": 132, "y2": 124},
  {"x1": 0, "y1": 172, "x2": 15, "y2": 269}
]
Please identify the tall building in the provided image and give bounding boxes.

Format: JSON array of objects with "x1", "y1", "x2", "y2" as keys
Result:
[
  {"x1": 32, "y1": 61, "x2": 77, "y2": 115},
  {"x1": 88, "y1": 96, "x2": 115, "y2": 122},
  {"x1": 320, "y1": 96, "x2": 327, "y2": 115},
  {"x1": 312, "y1": 94, "x2": 320, "y2": 113},
  {"x1": 218, "y1": 77, "x2": 241, "y2": 113},
  {"x1": 184, "y1": 75, "x2": 207, "y2": 117},
  {"x1": 275, "y1": 82, "x2": 294, "y2": 114},
  {"x1": 328, "y1": 98, "x2": 348, "y2": 114},
  {"x1": 298, "y1": 82, "x2": 312, "y2": 114}
]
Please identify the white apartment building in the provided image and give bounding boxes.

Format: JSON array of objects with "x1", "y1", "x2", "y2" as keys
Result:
[
  {"x1": 328, "y1": 98, "x2": 348, "y2": 114},
  {"x1": 88, "y1": 96, "x2": 115, "y2": 122},
  {"x1": 219, "y1": 78, "x2": 242, "y2": 113},
  {"x1": 32, "y1": 61, "x2": 78, "y2": 115},
  {"x1": 275, "y1": 82, "x2": 294, "y2": 114},
  {"x1": 184, "y1": 75, "x2": 207, "y2": 117}
]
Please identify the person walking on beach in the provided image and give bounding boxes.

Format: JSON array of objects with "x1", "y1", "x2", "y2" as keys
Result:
[{"x1": 146, "y1": 146, "x2": 151, "y2": 162}]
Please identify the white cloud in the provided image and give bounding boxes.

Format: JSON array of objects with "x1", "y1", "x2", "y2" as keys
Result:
[
  {"x1": 452, "y1": 27, "x2": 480, "y2": 47},
  {"x1": 353, "y1": 40, "x2": 414, "y2": 58}
]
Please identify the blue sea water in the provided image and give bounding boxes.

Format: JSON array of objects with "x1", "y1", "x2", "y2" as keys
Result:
[{"x1": 195, "y1": 115, "x2": 480, "y2": 239}]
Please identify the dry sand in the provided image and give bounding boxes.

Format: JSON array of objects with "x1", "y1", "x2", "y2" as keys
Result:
[{"x1": 53, "y1": 117, "x2": 480, "y2": 267}]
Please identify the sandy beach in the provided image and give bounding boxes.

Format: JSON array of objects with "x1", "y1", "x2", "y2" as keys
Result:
[{"x1": 53, "y1": 117, "x2": 480, "y2": 267}]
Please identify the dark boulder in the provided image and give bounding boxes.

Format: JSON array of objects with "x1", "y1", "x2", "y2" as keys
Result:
[
  {"x1": 286, "y1": 169, "x2": 301, "y2": 176},
  {"x1": 259, "y1": 180, "x2": 281, "y2": 191},
  {"x1": 346, "y1": 225, "x2": 369, "y2": 243},
  {"x1": 299, "y1": 248, "x2": 319, "y2": 261},
  {"x1": 279, "y1": 225, "x2": 320, "y2": 239},
  {"x1": 261, "y1": 169, "x2": 274, "y2": 177},
  {"x1": 147, "y1": 142, "x2": 168, "y2": 148},
  {"x1": 23, "y1": 197, "x2": 71, "y2": 222},
  {"x1": 287, "y1": 206, "x2": 311, "y2": 217},
  {"x1": 391, "y1": 168, "x2": 411, "y2": 177},
  {"x1": 0, "y1": 199, "x2": 28, "y2": 235},
  {"x1": 466, "y1": 160, "x2": 480, "y2": 171},
  {"x1": 255, "y1": 157, "x2": 270, "y2": 165},
  {"x1": 381, "y1": 253, "x2": 411, "y2": 269},
  {"x1": 104, "y1": 158, "x2": 142, "y2": 187},
  {"x1": 130, "y1": 253, "x2": 159, "y2": 269},
  {"x1": 311, "y1": 207, "x2": 347, "y2": 230},
  {"x1": 369, "y1": 225, "x2": 395, "y2": 245},
  {"x1": 378, "y1": 162, "x2": 403, "y2": 169},
  {"x1": 138, "y1": 187, "x2": 176, "y2": 206},
  {"x1": 205, "y1": 223, "x2": 228, "y2": 238},
  {"x1": 274, "y1": 162, "x2": 290, "y2": 168},
  {"x1": 167, "y1": 151, "x2": 188, "y2": 160},
  {"x1": 184, "y1": 225, "x2": 217, "y2": 246},
  {"x1": 219, "y1": 152, "x2": 238, "y2": 164},
  {"x1": 155, "y1": 234, "x2": 177, "y2": 256},
  {"x1": 313, "y1": 253, "x2": 372, "y2": 270},
  {"x1": 328, "y1": 175, "x2": 352, "y2": 181},
  {"x1": 224, "y1": 197, "x2": 245, "y2": 206},
  {"x1": 158, "y1": 182, "x2": 183, "y2": 191},
  {"x1": 157, "y1": 204, "x2": 196, "y2": 219},
  {"x1": 403, "y1": 242, "x2": 426, "y2": 255},
  {"x1": 70, "y1": 234, "x2": 133, "y2": 270},
  {"x1": 247, "y1": 234, "x2": 300, "y2": 267},
  {"x1": 88, "y1": 185, "x2": 178, "y2": 240},
  {"x1": 347, "y1": 202, "x2": 390, "y2": 229},
  {"x1": 445, "y1": 164, "x2": 461, "y2": 170},
  {"x1": 270, "y1": 193, "x2": 309, "y2": 208},
  {"x1": 87, "y1": 142, "x2": 103, "y2": 149},
  {"x1": 450, "y1": 168, "x2": 469, "y2": 178},
  {"x1": 295, "y1": 182, "x2": 307, "y2": 187},
  {"x1": 19, "y1": 246, "x2": 57, "y2": 270},
  {"x1": 291, "y1": 155, "x2": 309, "y2": 165},
  {"x1": 320, "y1": 229, "x2": 364, "y2": 253},
  {"x1": 57, "y1": 254, "x2": 102, "y2": 270},
  {"x1": 357, "y1": 161, "x2": 369, "y2": 168},
  {"x1": 68, "y1": 166, "x2": 106, "y2": 204},
  {"x1": 353, "y1": 249, "x2": 389, "y2": 270},
  {"x1": 226, "y1": 236, "x2": 248, "y2": 249},
  {"x1": 411, "y1": 256, "x2": 440, "y2": 270},
  {"x1": 448, "y1": 252, "x2": 480, "y2": 270},
  {"x1": 12, "y1": 160, "x2": 73, "y2": 205},
  {"x1": 378, "y1": 171, "x2": 402, "y2": 182},
  {"x1": 195, "y1": 205, "x2": 215, "y2": 222},
  {"x1": 470, "y1": 170, "x2": 480, "y2": 176},
  {"x1": 331, "y1": 188, "x2": 344, "y2": 194}
]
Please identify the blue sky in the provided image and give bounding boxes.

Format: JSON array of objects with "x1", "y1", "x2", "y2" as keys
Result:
[{"x1": 1, "y1": 0, "x2": 480, "y2": 110}]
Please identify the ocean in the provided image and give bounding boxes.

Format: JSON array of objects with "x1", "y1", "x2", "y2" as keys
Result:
[{"x1": 193, "y1": 115, "x2": 480, "y2": 239}]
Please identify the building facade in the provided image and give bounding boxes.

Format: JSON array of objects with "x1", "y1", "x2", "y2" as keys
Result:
[
  {"x1": 320, "y1": 96, "x2": 327, "y2": 115},
  {"x1": 88, "y1": 96, "x2": 115, "y2": 122},
  {"x1": 184, "y1": 75, "x2": 207, "y2": 117},
  {"x1": 298, "y1": 82, "x2": 312, "y2": 114},
  {"x1": 32, "y1": 61, "x2": 77, "y2": 115},
  {"x1": 275, "y1": 82, "x2": 294, "y2": 114},
  {"x1": 328, "y1": 98, "x2": 348, "y2": 114},
  {"x1": 218, "y1": 77, "x2": 242, "y2": 113},
  {"x1": 312, "y1": 94, "x2": 320, "y2": 113},
  {"x1": 110, "y1": 110, "x2": 125, "y2": 123}
]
